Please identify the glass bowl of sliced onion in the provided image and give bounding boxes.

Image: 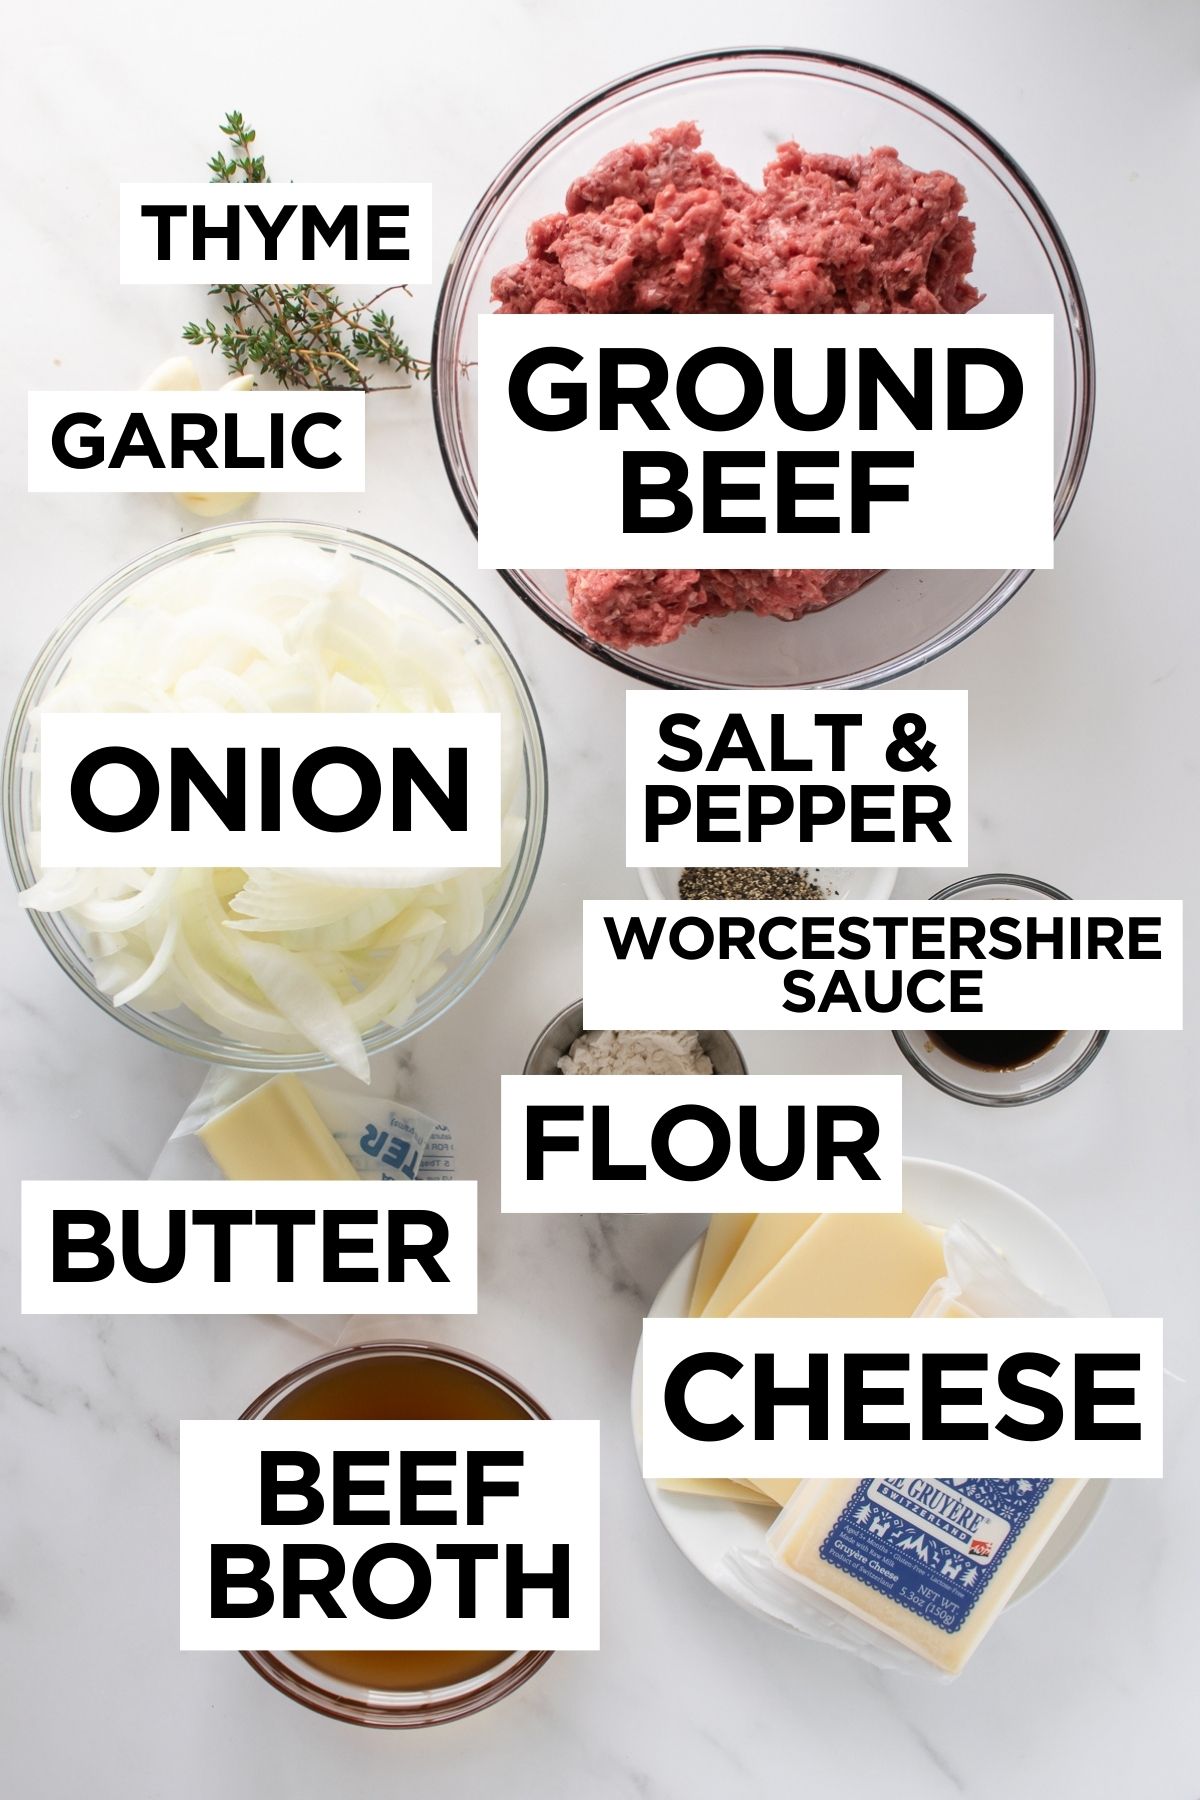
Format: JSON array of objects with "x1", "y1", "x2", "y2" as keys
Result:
[{"x1": 3, "y1": 522, "x2": 547, "y2": 1077}]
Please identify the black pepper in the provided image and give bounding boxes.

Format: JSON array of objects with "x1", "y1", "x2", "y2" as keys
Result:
[{"x1": 677, "y1": 867, "x2": 831, "y2": 901}]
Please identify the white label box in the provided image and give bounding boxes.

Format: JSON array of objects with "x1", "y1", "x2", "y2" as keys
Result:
[
  {"x1": 501, "y1": 1075, "x2": 902, "y2": 1213},
  {"x1": 478, "y1": 313, "x2": 1054, "y2": 569},
  {"x1": 641, "y1": 1317, "x2": 1164, "y2": 1479},
  {"x1": 180, "y1": 1418, "x2": 600, "y2": 1650},
  {"x1": 582, "y1": 901, "x2": 1184, "y2": 1031},
  {"x1": 120, "y1": 183, "x2": 433, "y2": 284},
  {"x1": 38, "y1": 711, "x2": 501, "y2": 868},
  {"x1": 21, "y1": 1181, "x2": 478, "y2": 1315},
  {"x1": 626, "y1": 690, "x2": 968, "y2": 867},
  {"x1": 28, "y1": 390, "x2": 366, "y2": 493}
]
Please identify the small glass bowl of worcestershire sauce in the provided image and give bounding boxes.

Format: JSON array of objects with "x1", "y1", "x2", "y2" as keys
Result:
[
  {"x1": 239, "y1": 1342, "x2": 552, "y2": 1727},
  {"x1": 893, "y1": 875, "x2": 1108, "y2": 1107}
]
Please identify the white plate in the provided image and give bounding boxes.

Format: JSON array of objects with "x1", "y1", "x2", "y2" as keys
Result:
[
  {"x1": 630, "y1": 1156, "x2": 1110, "y2": 1627},
  {"x1": 637, "y1": 865, "x2": 898, "y2": 903}
]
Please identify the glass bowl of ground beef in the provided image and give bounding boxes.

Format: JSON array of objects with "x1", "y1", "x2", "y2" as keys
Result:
[{"x1": 432, "y1": 49, "x2": 1093, "y2": 690}]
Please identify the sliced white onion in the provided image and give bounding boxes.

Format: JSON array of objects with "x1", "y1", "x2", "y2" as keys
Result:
[
  {"x1": 72, "y1": 867, "x2": 181, "y2": 933},
  {"x1": 18, "y1": 536, "x2": 526, "y2": 1078},
  {"x1": 19, "y1": 869, "x2": 100, "y2": 911},
  {"x1": 233, "y1": 935, "x2": 369, "y2": 1082}
]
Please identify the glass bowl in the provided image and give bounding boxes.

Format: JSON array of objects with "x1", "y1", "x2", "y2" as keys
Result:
[
  {"x1": 433, "y1": 47, "x2": 1094, "y2": 690},
  {"x1": 239, "y1": 1341, "x2": 553, "y2": 1728},
  {"x1": 893, "y1": 874, "x2": 1108, "y2": 1105},
  {"x1": 3, "y1": 521, "x2": 548, "y2": 1070}
]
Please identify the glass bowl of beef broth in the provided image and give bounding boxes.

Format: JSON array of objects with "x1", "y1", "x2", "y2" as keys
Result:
[
  {"x1": 239, "y1": 1342, "x2": 552, "y2": 1727},
  {"x1": 893, "y1": 875, "x2": 1108, "y2": 1106},
  {"x1": 432, "y1": 48, "x2": 1093, "y2": 690}
]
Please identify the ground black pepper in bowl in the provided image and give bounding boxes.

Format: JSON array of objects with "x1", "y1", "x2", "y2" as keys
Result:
[{"x1": 677, "y1": 868, "x2": 831, "y2": 901}]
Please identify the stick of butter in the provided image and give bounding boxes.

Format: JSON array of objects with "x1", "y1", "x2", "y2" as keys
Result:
[
  {"x1": 703, "y1": 1213, "x2": 819, "y2": 1316},
  {"x1": 199, "y1": 1076, "x2": 360, "y2": 1181},
  {"x1": 769, "y1": 1475, "x2": 1084, "y2": 1674},
  {"x1": 731, "y1": 1211, "x2": 945, "y2": 1318},
  {"x1": 689, "y1": 1215, "x2": 756, "y2": 1315}
]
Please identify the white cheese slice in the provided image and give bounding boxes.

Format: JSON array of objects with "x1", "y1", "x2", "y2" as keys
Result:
[
  {"x1": 731, "y1": 1211, "x2": 945, "y2": 1319},
  {"x1": 689, "y1": 1214, "x2": 756, "y2": 1315},
  {"x1": 657, "y1": 1477, "x2": 777, "y2": 1507},
  {"x1": 745, "y1": 1478, "x2": 797, "y2": 1508},
  {"x1": 702, "y1": 1213, "x2": 818, "y2": 1316}
]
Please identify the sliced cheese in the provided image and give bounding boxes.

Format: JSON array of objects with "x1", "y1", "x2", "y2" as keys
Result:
[
  {"x1": 702, "y1": 1213, "x2": 818, "y2": 1316},
  {"x1": 771, "y1": 1475, "x2": 1083, "y2": 1674},
  {"x1": 745, "y1": 1477, "x2": 798, "y2": 1508},
  {"x1": 199, "y1": 1076, "x2": 359, "y2": 1181},
  {"x1": 742, "y1": 1299, "x2": 972, "y2": 1507},
  {"x1": 688, "y1": 1214, "x2": 756, "y2": 1315},
  {"x1": 657, "y1": 1477, "x2": 777, "y2": 1507},
  {"x1": 731, "y1": 1211, "x2": 945, "y2": 1319}
]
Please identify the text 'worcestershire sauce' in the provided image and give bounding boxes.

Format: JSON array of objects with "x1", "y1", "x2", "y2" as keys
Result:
[
  {"x1": 266, "y1": 1347, "x2": 532, "y2": 1692},
  {"x1": 927, "y1": 1029, "x2": 1064, "y2": 1071}
]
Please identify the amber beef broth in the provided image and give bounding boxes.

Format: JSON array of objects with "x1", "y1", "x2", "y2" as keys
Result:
[{"x1": 490, "y1": 123, "x2": 981, "y2": 651}]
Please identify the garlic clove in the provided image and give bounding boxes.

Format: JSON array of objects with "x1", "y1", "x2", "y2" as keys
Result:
[
  {"x1": 177, "y1": 372, "x2": 258, "y2": 516},
  {"x1": 177, "y1": 491, "x2": 256, "y2": 517},
  {"x1": 141, "y1": 355, "x2": 202, "y2": 392}
]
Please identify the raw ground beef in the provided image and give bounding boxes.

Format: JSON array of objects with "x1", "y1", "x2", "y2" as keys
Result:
[
  {"x1": 491, "y1": 122, "x2": 980, "y2": 650},
  {"x1": 567, "y1": 567, "x2": 882, "y2": 652}
]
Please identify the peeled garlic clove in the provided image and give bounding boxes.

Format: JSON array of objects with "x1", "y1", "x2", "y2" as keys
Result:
[
  {"x1": 177, "y1": 490, "x2": 255, "y2": 517},
  {"x1": 140, "y1": 355, "x2": 244, "y2": 513},
  {"x1": 178, "y1": 372, "x2": 258, "y2": 516},
  {"x1": 141, "y1": 355, "x2": 202, "y2": 392}
]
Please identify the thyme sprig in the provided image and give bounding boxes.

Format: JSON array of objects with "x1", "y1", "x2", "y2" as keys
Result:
[{"x1": 181, "y1": 112, "x2": 428, "y2": 391}]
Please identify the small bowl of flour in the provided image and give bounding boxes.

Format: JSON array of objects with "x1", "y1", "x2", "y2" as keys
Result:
[{"x1": 523, "y1": 1001, "x2": 747, "y2": 1076}]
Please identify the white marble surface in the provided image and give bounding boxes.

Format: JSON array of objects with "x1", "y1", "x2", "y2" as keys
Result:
[{"x1": 2, "y1": 1, "x2": 1197, "y2": 1794}]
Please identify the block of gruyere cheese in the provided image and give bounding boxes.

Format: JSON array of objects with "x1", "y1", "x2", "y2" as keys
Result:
[
  {"x1": 199, "y1": 1076, "x2": 359, "y2": 1181},
  {"x1": 689, "y1": 1215, "x2": 756, "y2": 1315},
  {"x1": 702, "y1": 1213, "x2": 819, "y2": 1316},
  {"x1": 731, "y1": 1211, "x2": 945, "y2": 1318},
  {"x1": 770, "y1": 1475, "x2": 1084, "y2": 1673}
]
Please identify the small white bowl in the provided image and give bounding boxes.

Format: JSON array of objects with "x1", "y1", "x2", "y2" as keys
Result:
[{"x1": 636, "y1": 865, "x2": 898, "y2": 903}]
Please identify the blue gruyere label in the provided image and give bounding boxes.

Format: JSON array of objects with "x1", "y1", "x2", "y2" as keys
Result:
[{"x1": 819, "y1": 1477, "x2": 1054, "y2": 1635}]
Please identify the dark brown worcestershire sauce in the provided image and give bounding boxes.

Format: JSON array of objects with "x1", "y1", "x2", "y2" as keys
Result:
[
  {"x1": 928, "y1": 1029, "x2": 1064, "y2": 1071},
  {"x1": 267, "y1": 1349, "x2": 529, "y2": 1693}
]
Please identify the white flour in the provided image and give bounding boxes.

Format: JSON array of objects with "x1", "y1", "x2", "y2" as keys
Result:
[{"x1": 558, "y1": 1029, "x2": 714, "y2": 1076}]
